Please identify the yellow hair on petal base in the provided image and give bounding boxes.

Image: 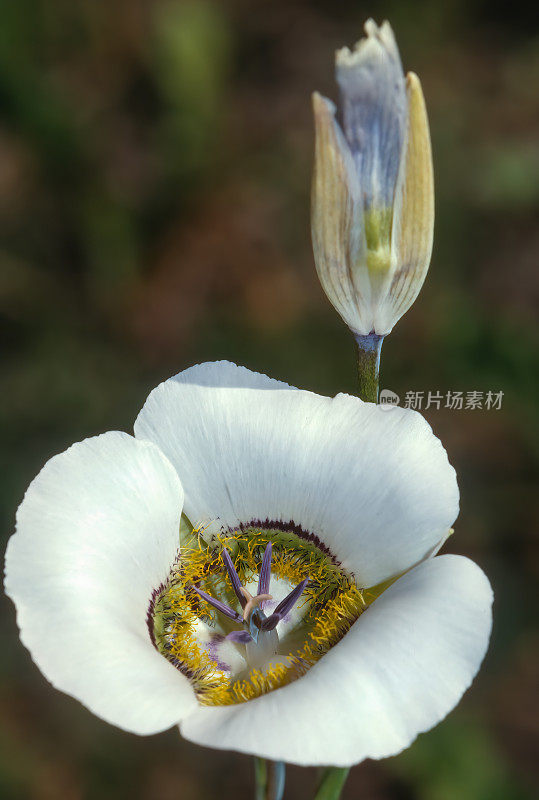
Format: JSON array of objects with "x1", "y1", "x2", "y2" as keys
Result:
[{"x1": 151, "y1": 526, "x2": 367, "y2": 706}]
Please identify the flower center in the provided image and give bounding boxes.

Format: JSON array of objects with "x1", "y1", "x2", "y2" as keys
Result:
[{"x1": 149, "y1": 524, "x2": 366, "y2": 706}]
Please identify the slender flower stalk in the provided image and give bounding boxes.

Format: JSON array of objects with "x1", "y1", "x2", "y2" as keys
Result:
[
  {"x1": 314, "y1": 767, "x2": 351, "y2": 800},
  {"x1": 355, "y1": 332, "x2": 384, "y2": 402},
  {"x1": 255, "y1": 758, "x2": 286, "y2": 800}
]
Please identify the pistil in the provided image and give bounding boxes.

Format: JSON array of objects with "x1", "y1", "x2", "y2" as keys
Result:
[
  {"x1": 192, "y1": 543, "x2": 310, "y2": 652},
  {"x1": 240, "y1": 587, "x2": 273, "y2": 622}
]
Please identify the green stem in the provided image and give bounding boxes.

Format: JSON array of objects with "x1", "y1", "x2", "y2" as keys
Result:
[
  {"x1": 355, "y1": 333, "x2": 384, "y2": 403},
  {"x1": 254, "y1": 758, "x2": 285, "y2": 800},
  {"x1": 254, "y1": 757, "x2": 266, "y2": 800},
  {"x1": 314, "y1": 767, "x2": 350, "y2": 800}
]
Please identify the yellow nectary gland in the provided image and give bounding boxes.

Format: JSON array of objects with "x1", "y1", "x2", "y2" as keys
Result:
[{"x1": 151, "y1": 527, "x2": 366, "y2": 706}]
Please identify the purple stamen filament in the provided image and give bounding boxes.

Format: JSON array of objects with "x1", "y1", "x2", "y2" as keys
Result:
[
  {"x1": 261, "y1": 577, "x2": 310, "y2": 631},
  {"x1": 221, "y1": 548, "x2": 247, "y2": 608},
  {"x1": 191, "y1": 585, "x2": 241, "y2": 622},
  {"x1": 257, "y1": 542, "x2": 272, "y2": 595}
]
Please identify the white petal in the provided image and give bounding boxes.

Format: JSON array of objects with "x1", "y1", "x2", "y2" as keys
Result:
[
  {"x1": 160, "y1": 360, "x2": 293, "y2": 390},
  {"x1": 135, "y1": 362, "x2": 458, "y2": 588},
  {"x1": 180, "y1": 555, "x2": 492, "y2": 765},
  {"x1": 376, "y1": 72, "x2": 434, "y2": 335},
  {"x1": 336, "y1": 19, "x2": 407, "y2": 209},
  {"x1": 5, "y1": 431, "x2": 197, "y2": 734}
]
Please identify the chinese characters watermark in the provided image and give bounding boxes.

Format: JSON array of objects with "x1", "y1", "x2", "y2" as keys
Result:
[{"x1": 378, "y1": 389, "x2": 504, "y2": 411}]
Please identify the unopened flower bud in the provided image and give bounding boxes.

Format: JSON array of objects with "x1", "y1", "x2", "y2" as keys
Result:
[{"x1": 312, "y1": 19, "x2": 434, "y2": 337}]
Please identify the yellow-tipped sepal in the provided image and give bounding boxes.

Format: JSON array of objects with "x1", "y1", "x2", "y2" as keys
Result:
[{"x1": 377, "y1": 71, "x2": 434, "y2": 333}]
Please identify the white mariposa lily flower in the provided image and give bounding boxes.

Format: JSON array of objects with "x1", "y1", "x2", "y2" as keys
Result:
[
  {"x1": 312, "y1": 19, "x2": 434, "y2": 337},
  {"x1": 5, "y1": 362, "x2": 492, "y2": 767}
]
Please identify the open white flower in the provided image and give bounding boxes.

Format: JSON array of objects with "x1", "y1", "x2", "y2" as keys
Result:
[
  {"x1": 312, "y1": 19, "x2": 434, "y2": 337},
  {"x1": 5, "y1": 362, "x2": 492, "y2": 767}
]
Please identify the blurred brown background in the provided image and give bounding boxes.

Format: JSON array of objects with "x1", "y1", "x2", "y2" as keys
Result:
[{"x1": 1, "y1": 1, "x2": 538, "y2": 798}]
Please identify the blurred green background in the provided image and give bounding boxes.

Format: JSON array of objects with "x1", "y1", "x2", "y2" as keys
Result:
[{"x1": 1, "y1": 0, "x2": 538, "y2": 798}]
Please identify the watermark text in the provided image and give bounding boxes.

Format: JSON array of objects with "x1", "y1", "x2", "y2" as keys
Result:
[{"x1": 378, "y1": 389, "x2": 504, "y2": 411}]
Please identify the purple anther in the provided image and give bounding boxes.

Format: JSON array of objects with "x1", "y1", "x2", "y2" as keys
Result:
[
  {"x1": 260, "y1": 612, "x2": 280, "y2": 632},
  {"x1": 226, "y1": 630, "x2": 252, "y2": 645},
  {"x1": 221, "y1": 548, "x2": 247, "y2": 608},
  {"x1": 192, "y1": 585, "x2": 242, "y2": 622},
  {"x1": 257, "y1": 542, "x2": 273, "y2": 596},
  {"x1": 261, "y1": 578, "x2": 310, "y2": 631}
]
